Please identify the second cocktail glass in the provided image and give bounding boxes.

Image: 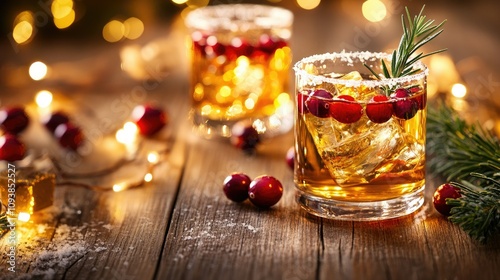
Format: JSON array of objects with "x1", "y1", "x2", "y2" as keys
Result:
[{"x1": 185, "y1": 4, "x2": 294, "y2": 138}]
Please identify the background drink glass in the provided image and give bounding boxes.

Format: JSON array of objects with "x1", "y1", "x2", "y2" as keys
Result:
[
  {"x1": 293, "y1": 52, "x2": 428, "y2": 221},
  {"x1": 185, "y1": 4, "x2": 293, "y2": 139}
]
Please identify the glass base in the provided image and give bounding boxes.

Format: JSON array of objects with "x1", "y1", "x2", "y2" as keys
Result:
[
  {"x1": 296, "y1": 186, "x2": 425, "y2": 221},
  {"x1": 191, "y1": 107, "x2": 294, "y2": 139}
]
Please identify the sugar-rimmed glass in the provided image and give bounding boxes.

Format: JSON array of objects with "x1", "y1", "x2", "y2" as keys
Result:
[
  {"x1": 293, "y1": 51, "x2": 428, "y2": 221},
  {"x1": 185, "y1": 4, "x2": 294, "y2": 139}
]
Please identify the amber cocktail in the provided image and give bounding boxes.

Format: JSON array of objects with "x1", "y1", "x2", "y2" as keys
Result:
[
  {"x1": 294, "y1": 52, "x2": 427, "y2": 220},
  {"x1": 185, "y1": 4, "x2": 293, "y2": 138}
]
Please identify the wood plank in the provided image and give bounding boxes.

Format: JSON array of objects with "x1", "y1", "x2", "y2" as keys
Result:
[
  {"x1": 156, "y1": 132, "x2": 321, "y2": 280},
  {"x1": 0, "y1": 73, "x2": 189, "y2": 279},
  {"x1": 319, "y1": 179, "x2": 500, "y2": 280}
]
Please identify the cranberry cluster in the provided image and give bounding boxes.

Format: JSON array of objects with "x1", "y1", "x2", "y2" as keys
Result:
[
  {"x1": 299, "y1": 86, "x2": 426, "y2": 124},
  {"x1": 223, "y1": 173, "x2": 283, "y2": 208},
  {"x1": 0, "y1": 107, "x2": 85, "y2": 160},
  {"x1": 0, "y1": 107, "x2": 29, "y2": 161},
  {"x1": 192, "y1": 31, "x2": 288, "y2": 60},
  {"x1": 42, "y1": 111, "x2": 84, "y2": 150}
]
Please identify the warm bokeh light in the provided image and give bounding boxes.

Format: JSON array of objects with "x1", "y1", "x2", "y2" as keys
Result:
[
  {"x1": 113, "y1": 183, "x2": 126, "y2": 192},
  {"x1": 13, "y1": 11, "x2": 35, "y2": 45},
  {"x1": 147, "y1": 152, "x2": 160, "y2": 164},
  {"x1": 18, "y1": 212, "x2": 31, "y2": 222},
  {"x1": 428, "y1": 54, "x2": 461, "y2": 96},
  {"x1": 13, "y1": 21, "x2": 34, "y2": 45},
  {"x1": 51, "y1": 0, "x2": 73, "y2": 19},
  {"x1": 451, "y1": 83, "x2": 467, "y2": 98},
  {"x1": 172, "y1": 0, "x2": 188, "y2": 4},
  {"x1": 52, "y1": 0, "x2": 75, "y2": 29},
  {"x1": 296, "y1": 0, "x2": 321, "y2": 10},
  {"x1": 103, "y1": 20, "x2": 125, "y2": 43},
  {"x1": 116, "y1": 122, "x2": 138, "y2": 145},
  {"x1": 144, "y1": 173, "x2": 153, "y2": 182},
  {"x1": 35, "y1": 90, "x2": 54, "y2": 108},
  {"x1": 54, "y1": 9, "x2": 76, "y2": 29},
  {"x1": 362, "y1": 0, "x2": 387, "y2": 22},
  {"x1": 123, "y1": 17, "x2": 144, "y2": 40},
  {"x1": 123, "y1": 121, "x2": 138, "y2": 134},
  {"x1": 29, "y1": 61, "x2": 48, "y2": 81}
]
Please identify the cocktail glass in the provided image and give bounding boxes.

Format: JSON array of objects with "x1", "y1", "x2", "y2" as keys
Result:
[
  {"x1": 185, "y1": 4, "x2": 294, "y2": 139},
  {"x1": 293, "y1": 51, "x2": 427, "y2": 220}
]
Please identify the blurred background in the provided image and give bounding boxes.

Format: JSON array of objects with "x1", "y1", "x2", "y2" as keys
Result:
[{"x1": 0, "y1": 0, "x2": 499, "y2": 133}]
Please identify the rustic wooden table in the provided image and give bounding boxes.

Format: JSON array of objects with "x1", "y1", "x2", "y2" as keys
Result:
[{"x1": 1, "y1": 1, "x2": 499, "y2": 279}]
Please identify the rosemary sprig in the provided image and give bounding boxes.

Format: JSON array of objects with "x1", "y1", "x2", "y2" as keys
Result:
[
  {"x1": 427, "y1": 103, "x2": 500, "y2": 243},
  {"x1": 365, "y1": 5, "x2": 446, "y2": 80}
]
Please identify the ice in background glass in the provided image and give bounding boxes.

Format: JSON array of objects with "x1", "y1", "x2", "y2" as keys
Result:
[
  {"x1": 185, "y1": 4, "x2": 293, "y2": 138},
  {"x1": 293, "y1": 52, "x2": 427, "y2": 221}
]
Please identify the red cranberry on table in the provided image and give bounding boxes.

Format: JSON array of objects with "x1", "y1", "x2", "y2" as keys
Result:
[
  {"x1": 230, "y1": 121, "x2": 260, "y2": 153},
  {"x1": 41, "y1": 111, "x2": 70, "y2": 134},
  {"x1": 433, "y1": 183, "x2": 461, "y2": 216},
  {"x1": 0, "y1": 106, "x2": 30, "y2": 134},
  {"x1": 392, "y1": 88, "x2": 418, "y2": 120},
  {"x1": 132, "y1": 105, "x2": 168, "y2": 136},
  {"x1": 248, "y1": 175, "x2": 283, "y2": 208},
  {"x1": 329, "y1": 95, "x2": 363, "y2": 124},
  {"x1": 366, "y1": 95, "x2": 393, "y2": 123},
  {"x1": 54, "y1": 123, "x2": 84, "y2": 150},
  {"x1": 223, "y1": 173, "x2": 252, "y2": 202},
  {"x1": 0, "y1": 134, "x2": 26, "y2": 161}
]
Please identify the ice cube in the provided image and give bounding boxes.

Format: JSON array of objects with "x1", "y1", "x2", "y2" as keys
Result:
[
  {"x1": 303, "y1": 114, "x2": 342, "y2": 150},
  {"x1": 335, "y1": 71, "x2": 379, "y2": 100},
  {"x1": 312, "y1": 118, "x2": 404, "y2": 185}
]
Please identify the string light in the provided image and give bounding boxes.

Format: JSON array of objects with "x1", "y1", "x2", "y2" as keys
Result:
[
  {"x1": 147, "y1": 151, "x2": 160, "y2": 164},
  {"x1": 451, "y1": 83, "x2": 467, "y2": 98},
  {"x1": 35, "y1": 90, "x2": 53, "y2": 108},
  {"x1": 116, "y1": 122, "x2": 138, "y2": 145},
  {"x1": 144, "y1": 173, "x2": 153, "y2": 182},
  {"x1": 18, "y1": 212, "x2": 31, "y2": 222},
  {"x1": 112, "y1": 183, "x2": 126, "y2": 192}
]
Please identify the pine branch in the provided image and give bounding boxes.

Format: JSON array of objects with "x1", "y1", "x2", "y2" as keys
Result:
[
  {"x1": 427, "y1": 103, "x2": 500, "y2": 182},
  {"x1": 427, "y1": 103, "x2": 500, "y2": 242},
  {"x1": 447, "y1": 175, "x2": 500, "y2": 243}
]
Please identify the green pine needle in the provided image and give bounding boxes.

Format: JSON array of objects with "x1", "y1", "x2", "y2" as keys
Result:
[
  {"x1": 365, "y1": 5, "x2": 446, "y2": 80},
  {"x1": 427, "y1": 103, "x2": 500, "y2": 243},
  {"x1": 448, "y1": 175, "x2": 500, "y2": 243}
]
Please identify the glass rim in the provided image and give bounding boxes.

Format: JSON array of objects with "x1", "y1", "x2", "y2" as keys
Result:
[
  {"x1": 184, "y1": 4, "x2": 293, "y2": 31},
  {"x1": 293, "y1": 51, "x2": 428, "y2": 88}
]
